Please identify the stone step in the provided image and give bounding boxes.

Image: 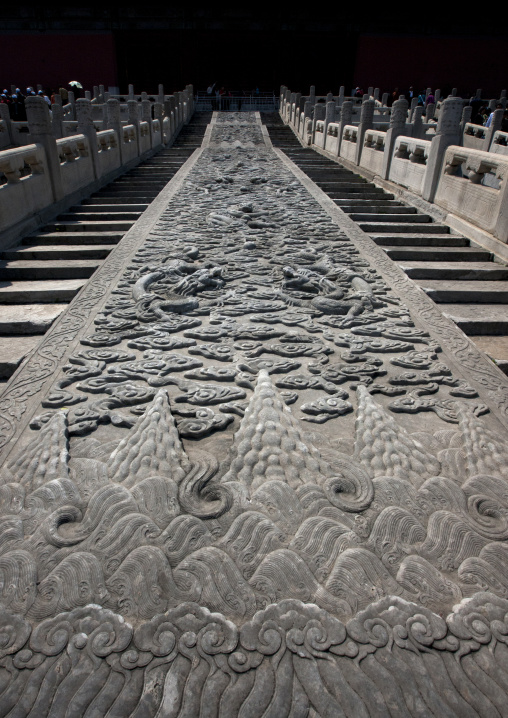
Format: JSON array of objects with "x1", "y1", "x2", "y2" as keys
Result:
[
  {"x1": 335, "y1": 199, "x2": 404, "y2": 208},
  {"x1": 383, "y1": 246, "x2": 489, "y2": 261},
  {"x1": 371, "y1": 233, "x2": 466, "y2": 247},
  {"x1": 354, "y1": 213, "x2": 432, "y2": 223},
  {"x1": 362, "y1": 222, "x2": 447, "y2": 233},
  {"x1": 1, "y1": 244, "x2": 115, "y2": 260},
  {"x1": 0, "y1": 259, "x2": 100, "y2": 280},
  {"x1": 58, "y1": 212, "x2": 142, "y2": 221},
  {"x1": 442, "y1": 304, "x2": 508, "y2": 335},
  {"x1": 344, "y1": 206, "x2": 417, "y2": 215},
  {"x1": 399, "y1": 261, "x2": 508, "y2": 280},
  {"x1": 468, "y1": 336, "x2": 508, "y2": 363},
  {"x1": 0, "y1": 279, "x2": 86, "y2": 303},
  {"x1": 0, "y1": 336, "x2": 41, "y2": 378},
  {"x1": 26, "y1": 231, "x2": 123, "y2": 245},
  {"x1": 81, "y1": 197, "x2": 149, "y2": 205},
  {"x1": 95, "y1": 190, "x2": 159, "y2": 198},
  {"x1": 417, "y1": 280, "x2": 508, "y2": 303},
  {"x1": 0, "y1": 304, "x2": 64, "y2": 334},
  {"x1": 71, "y1": 203, "x2": 148, "y2": 212},
  {"x1": 333, "y1": 192, "x2": 394, "y2": 200},
  {"x1": 42, "y1": 220, "x2": 134, "y2": 232},
  {"x1": 315, "y1": 180, "x2": 369, "y2": 188}
]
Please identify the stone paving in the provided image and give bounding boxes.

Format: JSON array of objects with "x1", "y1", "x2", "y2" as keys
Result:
[{"x1": 2, "y1": 113, "x2": 508, "y2": 716}]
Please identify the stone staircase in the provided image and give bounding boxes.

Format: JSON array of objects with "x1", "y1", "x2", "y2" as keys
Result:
[
  {"x1": 0, "y1": 112, "x2": 212, "y2": 382},
  {"x1": 263, "y1": 113, "x2": 508, "y2": 375}
]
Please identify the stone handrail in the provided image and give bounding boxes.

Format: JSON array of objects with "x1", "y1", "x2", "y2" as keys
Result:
[
  {"x1": 388, "y1": 136, "x2": 431, "y2": 194},
  {"x1": 491, "y1": 130, "x2": 508, "y2": 156},
  {"x1": 434, "y1": 146, "x2": 508, "y2": 240},
  {"x1": 358, "y1": 129, "x2": 387, "y2": 175},
  {"x1": 280, "y1": 88, "x2": 508, "y2": 244},
  {"x1": 0, "y1": 143, "x2": 46, "y2": 183},
  {"x1": 0, "y1": 87, "x2": 193, "y2": 244},
  {"x1": 0, "y1": 143, "x2": 52, "y2": 233}
]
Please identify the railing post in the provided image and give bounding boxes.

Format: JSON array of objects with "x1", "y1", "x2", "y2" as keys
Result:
[
  {"x1": 412, "y1": 106, "x2": 424, "y2": 139},
  {"x1": 324, "y1": 100, "x2": 336, "y2": 140},
  {"x1": 0, "y1": 104, "x2": 14, "y2": 145},
  {"x1": 153, "y1": 102, "x2": 164, "y2": 146},
  {"x1": 25, "y1": 95, "x2": 64, "y2": 201},
  {"x1": 51, "y1": 95, "x2": 64, "y2": 138},
  {"x1": 128, "y1": 100, "x2": 141, "y2": 155},
  {"x1": 382, "y1": 92, "x2": 389, "y2": 106},
  {"x1": 337, "y1": 100, "x2": 352, "y2": 156},
  {"x1": 338, "y1": 86, "x2": 345, "y2": 107},
  {"x1": 485, "y1": 108, "x2": 504, "y2": 151},
  {"x1": 459, "y1": 106, "x2": 472, "y2": 144},
  {"x1": 422, "y1": 97, "x2": 463, "y2": 202},
  {"x1": 76, "y1": 98, "x2": 100, "y2": 179},
  {"x1": 312, "y1": 103, "x2": 325, "y2": 145},
  {"x1": 67, "y1": 90, "x2": 76, "y2": 120},
  {"x1": 128, "y1": 84, "x2": 135, "y2": 101},
  {"x1": 158, "y1": 84, "x2": 165, "y2": 104},
  {"x1": 106, "y1": 98, "x2": 123, "y2": 163},
  {"x1": 141, "y1": 99, "x2": 153, "y2": 148},
  {"x1": 381, "y1": 97, "x2": 408, "y2": 179},
  {"x1": 355, "y1": 98, "x2": 375, "y2": 165},
  {"x1": 425, "y1": 103, "x2": 436, "y2": 122}
]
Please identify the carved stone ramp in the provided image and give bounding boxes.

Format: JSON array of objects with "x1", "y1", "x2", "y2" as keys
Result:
[
  {"x1": 0, "y1": 112, "x2": 211, "y2": 381},
  {"x1": 2, "y1": 112, "x2": 508, "y2": 716},
  {"x1": 264, "y1": 112, "x2": 508, "y2": 375}
]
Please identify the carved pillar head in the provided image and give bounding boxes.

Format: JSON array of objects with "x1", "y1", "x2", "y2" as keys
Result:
[
  {"x1": 461, "y1": 106, "x2": 472, "y2": 124},
  {"x1": 436, "y1": 98, "x2": 463, "y2": 136},
  {"x1": 107, "y1": 98, "x2": 121, "y2": 128},
  {"x1": 26, "y1": 96, "x2": 52, "y2": 135},
  {"x1": 360, "y1": 99, "x2": 375, "y2": 125},
  {"x1": 141, "y1": 100, "x2": 152, "y2": 122},
  {"x1": 390, "y1": 98, "x2": 408, "y2": 129},
  {"x1": 314, "y1": 103, "x2": 326, "y2": 121},
  {"x1": 128, "y1": 100, "x2": 140, "y2": 124},
  {"x1": 158, "y1": 84, "x2": 164, "y2": 103},
  {"x1": 153, "y1": 102, "x2": 164, "y2": 121},
  {"x1": 341, "y1": 101, "x2": 353, "y2": 125},
  {"x1": 326, "y1": 101, "x2": 335, "y2": 121},
  {"x1": 76, "y1": 98, "x2": 94, "y2": 130}
]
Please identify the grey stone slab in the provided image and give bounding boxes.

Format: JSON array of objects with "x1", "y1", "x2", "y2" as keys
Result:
[
  {"x1": 0, "y1": 335, "x2": 40, "y2": 377},
  {"x1": 28, "y1": 231, "x2": 124, "y2": 244},
  {"x1": 0, "y1": 303, "x2": 64, "y2": 334},
  {"x1": 2, "y1": 245, "x2": 115, "y2": 260},
  {"x1": 0, "y1": 278, "x2": 86, "y2": 302},
  {"x1": 2, "y1": 114, "x2": 508, "y2": 717},
  {"x1": 400, "y1": 261, "x2": 508, "y2": 280},
  {"x1": 0, "y1": 259, "x2": 100, "y2": 280},
  {"x1": 371, "y1": 233, "x2": 468, "y2": 246},
  {"x1": 384, "y1": 246, "x2": 489, "y2": 261},
  {"x1": 417, "y1": 279, "x2": 508, "y2": 302}
]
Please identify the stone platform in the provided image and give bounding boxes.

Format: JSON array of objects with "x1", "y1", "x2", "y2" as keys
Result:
[{"x1": 1, "y1": 113, "x2": 508, "y2": 716}]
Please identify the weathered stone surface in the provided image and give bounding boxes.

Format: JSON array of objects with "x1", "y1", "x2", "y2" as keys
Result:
[{"x1": 2, "y1": 113, "x2": 508, "y2": 716}]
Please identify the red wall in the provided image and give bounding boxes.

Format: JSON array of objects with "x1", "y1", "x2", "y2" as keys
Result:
[
  {"x1": 354, "y1": 35, "x2": 508, "y2": 98},
  {"x1": 0, "y1": 33, "x2": 118, "y2": 94}
]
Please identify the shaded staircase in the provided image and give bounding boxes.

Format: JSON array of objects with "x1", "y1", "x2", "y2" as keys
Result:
[
  {"x1": 0, "y1": 112, "x2": 212, "y2": 381},
  {"x1": 263, "y1": 112, "x2": 508, "y2": 375}
]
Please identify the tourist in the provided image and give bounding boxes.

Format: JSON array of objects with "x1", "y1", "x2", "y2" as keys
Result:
[{"x1": 485, "y1": 103, "x2": 503, "y2": 127}]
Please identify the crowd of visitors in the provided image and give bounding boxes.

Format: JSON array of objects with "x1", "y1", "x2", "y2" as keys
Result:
[{"x1": 0, "y1": 84, "x2": 77, "y2": 120}]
